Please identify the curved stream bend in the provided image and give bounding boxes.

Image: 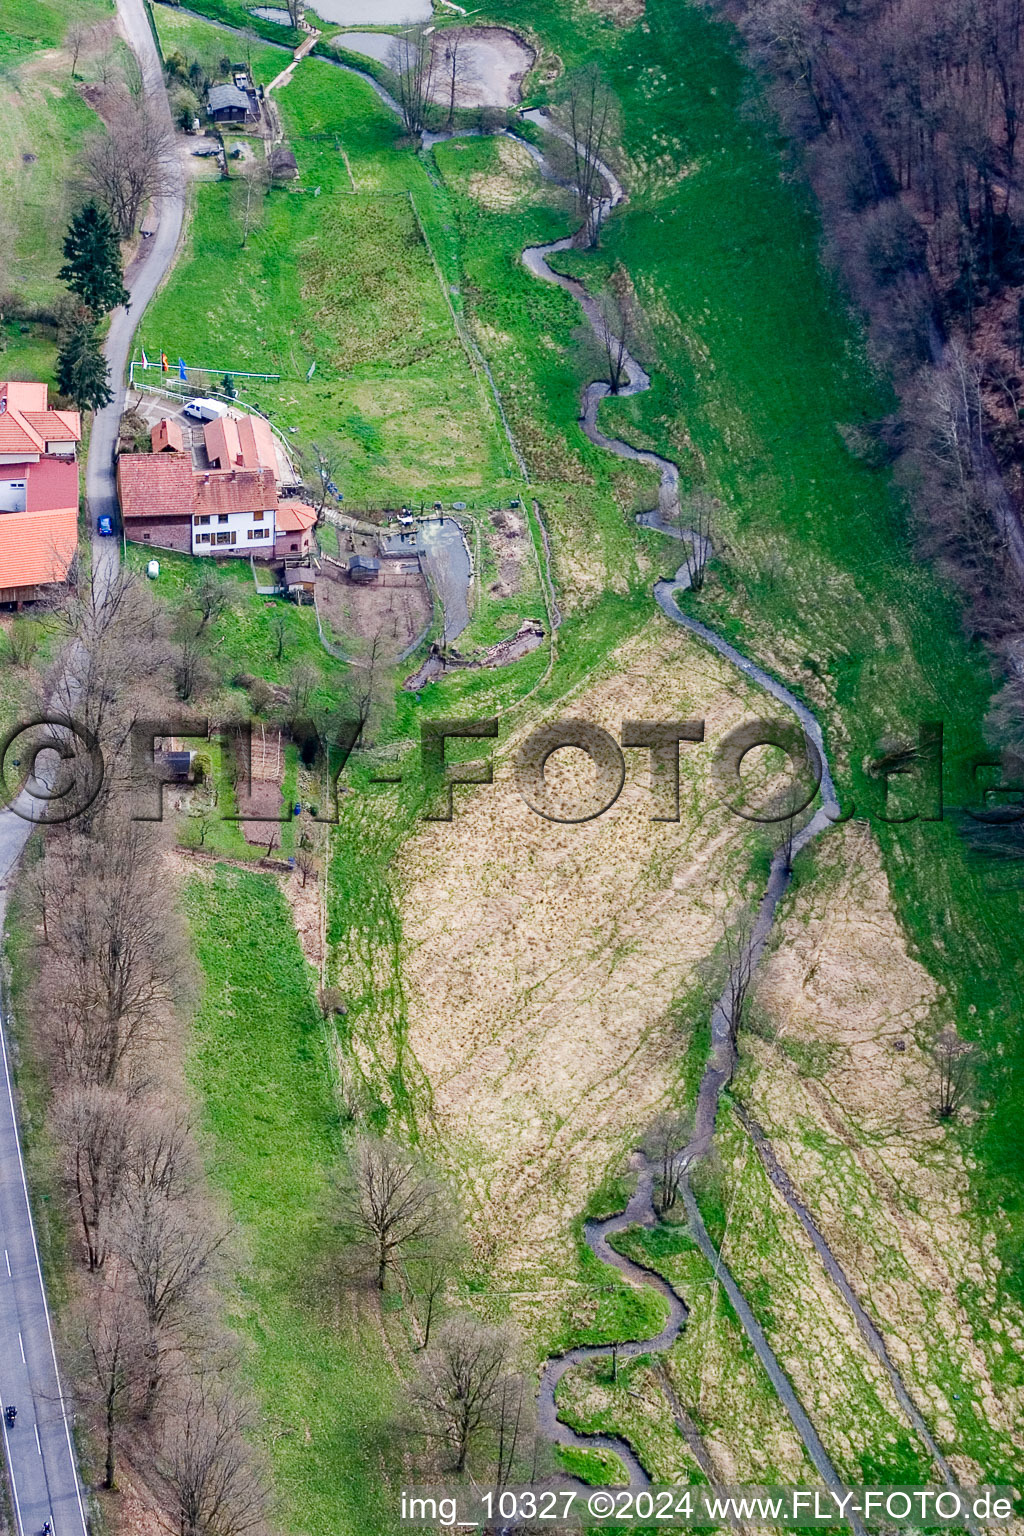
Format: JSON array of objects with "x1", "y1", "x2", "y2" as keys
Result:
[
  {"x1": 195, "y1": 38, "x2": 945, "y2": 1514},
  {"x1": 518, "y1": 113, "x2": 973, "y2": 1535},
  {"x1": 520, "y1": 125, "x2": 866, "y2": 1513}
]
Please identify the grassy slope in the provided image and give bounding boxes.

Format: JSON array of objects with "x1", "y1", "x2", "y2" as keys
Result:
[
  {"x1": 152, "y1": 6, "x2": 291, "y2": 83},
  {"x1": 146, "y1": 0, "x2": 1024, "y2": 1518},
  {"x1": 185, "y1": 868, "x2": 399, "y2": 1536},
  {"x1": 398, "y1": 0, "x2": 1024, "y2": 1485},
  {"x1": 459, "y1": 0, "x2": 1024, "y2": 1280},
  {"x1": 142, "y1": 47, "x2": 519, "y2": 514},
  {"x1": 0, "y1": 0, "x2": 113, "y2": 377}
]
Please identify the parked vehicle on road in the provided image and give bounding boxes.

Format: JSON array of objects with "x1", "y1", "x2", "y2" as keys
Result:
[
  {"x1": 182, "y1": 398, "x2": 230, "y2": 423},
  {"x1": 97, "y1": 514, "x2": 114, "y2": 537}
]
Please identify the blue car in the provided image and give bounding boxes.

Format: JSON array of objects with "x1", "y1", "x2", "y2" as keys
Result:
[{"x1": 97, "y1": 514, "x2": 114, "y2": 537}]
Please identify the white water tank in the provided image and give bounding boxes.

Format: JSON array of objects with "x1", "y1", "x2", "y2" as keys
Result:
[{"x1": 147, "y1": 560, "x2": 160, "y2": 580}]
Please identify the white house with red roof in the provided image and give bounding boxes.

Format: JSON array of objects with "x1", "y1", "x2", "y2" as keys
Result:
[
  {"x1": 118, "y1": 410, "x2": 319, "y2": 564},
  {"x1": 0, "y1": 382, "x2": 81, "y2": 607}
]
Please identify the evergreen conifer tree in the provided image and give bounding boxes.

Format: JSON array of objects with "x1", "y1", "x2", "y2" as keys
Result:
[
  {"x1": 56, "y1": 323, "x2": 113, "y2": 412},
  {"x1": 58, "y1": 203, "x2": 130, "y2": 317}
]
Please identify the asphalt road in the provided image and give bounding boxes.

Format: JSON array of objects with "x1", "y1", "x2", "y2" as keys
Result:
[
  {"x1": 0, "y1": 768, "x2": 89, "y2": 1536},
  {"x1": 0, "y1": 2, "x2": 185, "y2": 1529}
]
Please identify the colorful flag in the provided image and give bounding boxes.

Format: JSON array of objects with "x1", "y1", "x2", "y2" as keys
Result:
[
  {"x1": 178, "y1": 358, "x2": 187, "y2": 381},
  {"x1": 141, "y1": 348, "x2": 150, "y2": 369},
  {"x1": 161, "y1": 352, "x2": 169, "y2": 373}
]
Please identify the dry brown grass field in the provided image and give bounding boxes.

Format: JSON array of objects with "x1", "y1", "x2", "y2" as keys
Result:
[{"x1": 394, "y1": 618, "x2": 777, "y2": 1291}]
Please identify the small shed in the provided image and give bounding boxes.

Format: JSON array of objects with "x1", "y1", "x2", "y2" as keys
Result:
[
  {"x1": 156, "y1": 749, "x2": 196, "y2": 783},
  {"x1": 283, "y1": 566, "x2": 316, "y2": 601},
  {"x1": 270, "y1": 146, "x2": 299, "y2": 181},
  {"x1": 152, "y1": 417, "x2": 185, "y2": 454},
  {"x1": 348, "y1": 555, "x2": 379, "y2": 585},
  {"x1": 207, "y1": 82, "x2": 255, "y2": 123}
]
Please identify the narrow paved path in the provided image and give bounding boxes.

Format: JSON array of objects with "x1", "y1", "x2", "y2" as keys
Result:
[{"x1": 86, "y1": 0, "x2": 185, "y2": 592}]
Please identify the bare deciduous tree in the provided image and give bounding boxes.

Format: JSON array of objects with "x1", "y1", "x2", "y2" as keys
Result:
[
  {"x1": 127, "y1": 1103, "x2": 197, "y2": 1203},
  {"x1": 336, "y1": 1135, "x2": 448, "y2": 1292},
  {"x1": 156, "y1": 1376, "x2": 268, "y2": 1536},
  {"x1": 560, "y1": 66, "x2": 614, "y2": 247},
  {"x1": 40, "y1": 823, "x2": 183, "y2": 1087},
  {"x1": 84, "y1": 94, "x2": 176, "y2": 238},
  {"x1": 76, "y1": 1278, "x2": 148, "y2": 1489},
  {"x1": 413, "y1": 1315, "x2": 517, "y2": 1473},
  {"x1": 306, "y1": 441, "x2": 341, "y2": 524},
  {"x1": 66, "y1": 19, "x2": 92, "y2": 77},
  {"x1": 114, "y1": 1185, "x2": 227, "y2": 1414},
  {"x1": 53, "y1": 1084, "x2": 134, "y2": 1271},
  {"x1": 389, "y1": 26, "x2": 436, "y2": 138},
  {"x1": 643, "y1": 1110, "x2": 692, "y2": 1213},
  {"x1": 935, "y1": 1027, "x2": 974, "y2": 1118},
  {"x1": 440, "y1": 31, "x2": 469, "y2": 128},
  {"x1": 407, "y1": 1225, "x2": 464, "y2": 1348},
  {"x1": 677, "y1": 491, "x2": 716, "y2": 593},
  {"x1": 294, "y1": 846, "x2": 318, "y2": 888}
]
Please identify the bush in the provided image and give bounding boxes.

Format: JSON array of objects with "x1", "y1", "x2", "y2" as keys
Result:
[{"x1": 248, "y1": 678, "x2": 274, "y2": 715}]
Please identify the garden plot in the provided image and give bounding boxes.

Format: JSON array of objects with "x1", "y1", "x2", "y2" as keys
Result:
[{"x1": 317, "y1": 543, "x2": 432, "y2": 660}]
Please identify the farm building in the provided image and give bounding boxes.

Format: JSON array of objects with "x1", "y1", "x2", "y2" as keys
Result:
[
  {"x1": 275, "y1": 500, "x2": 317, "y2": 557},
  {"x1": 117, "y1": 454, "x2": 278, "y2": 556},
  {"x1": 0, "y1": 381, "x2": 81, "y2": 606},
  {"x1": 207, "y1": 74, "x2": 261, "y2": 124},
  {"x1": 152, "y1": 417, "x2": 185, "y2": 453},
  {"x1": 204, "y1": 413, "x2": 277, "y2": 473}
]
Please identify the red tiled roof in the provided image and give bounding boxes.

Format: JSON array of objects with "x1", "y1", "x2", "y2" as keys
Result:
[
  {"x1": 25, "y1": 456, "x2": 79, "y2": 514},
  {"x1": 153, "y1": 418, "x2": 185, "y2": 453},
  {"x1": 117, "y1": 453, "x2": 197, "y2": 520},
  {"x1": 0, "y1": 412, "x2": 43, "y2": 455},
  {"x1": 276, "y1": 500, "x2": 316, "y2": 533},
  {"x1": 195, "y1": 467, "x2": 277, "y2": 515},
  {"x1": 117, "y1": 455, "x2": 278, "y2": 521},
  {"x1": 0, "y1": 383, "x2": 80, "y2": 456},
  {"x1": 236, "y1": 414, "x2": 277, "y2": 471},
  {"x1": 0, "y1": 508, "x2": 77, "y2": 589},
  {"x1": 22, "y1": 410, "x2": 81, "y2": 444},
  {"x1": 204, "y1": 413, "x2": 277, "y2": 472},
  {"x1": 203, "y1": 416, "x2": 237, "y2": 469}
]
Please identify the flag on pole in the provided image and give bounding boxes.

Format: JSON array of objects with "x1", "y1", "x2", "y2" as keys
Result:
[
  {"x1": 141, "y1": 348, "x2": 150, "y2": 369},
  {"x1": 161, "y1": 352, "x2": 169, "y2": 373},
  {"x1": 178, "y1": 358, "x2": 187, "y2": 381}
]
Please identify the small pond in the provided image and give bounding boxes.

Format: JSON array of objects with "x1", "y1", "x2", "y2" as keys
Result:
[
  {"x1": 330, "y1": 30, "x2": 398, "y2": 63},
  {"x1": 307, "y1": 0, "x2": 431, "y2": 23},
  {"x1": 250, "y1": 6, "x2": 292, "y2": 21}
]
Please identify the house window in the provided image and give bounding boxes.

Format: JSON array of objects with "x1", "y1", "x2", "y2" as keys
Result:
[
  {"x1": 253, "y1": 510, "x2": 264, "y2": 522},
  {"x1": 290, "y1": 542, "x2": 297, "y2": 550},
  {"x1": 195, "y1": 515, "x2": 210, "y2": 526},
  {"x1": 215, "y1": 531, "x2": 231, "y2": 545},
  {"x1": 218, "y1": 514, "x2": 229, "y2": 525},
  {"x1": 198, "y1": 533, "x2": 211, "y2": 543}
]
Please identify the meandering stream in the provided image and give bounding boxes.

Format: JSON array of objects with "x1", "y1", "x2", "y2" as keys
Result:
[
  {"x1": 515, "y1": 108, "x2": 971, "y2": 1531},
  {"x1": 176, "y1": 26, "x2": 968, "y2": 1511}
]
